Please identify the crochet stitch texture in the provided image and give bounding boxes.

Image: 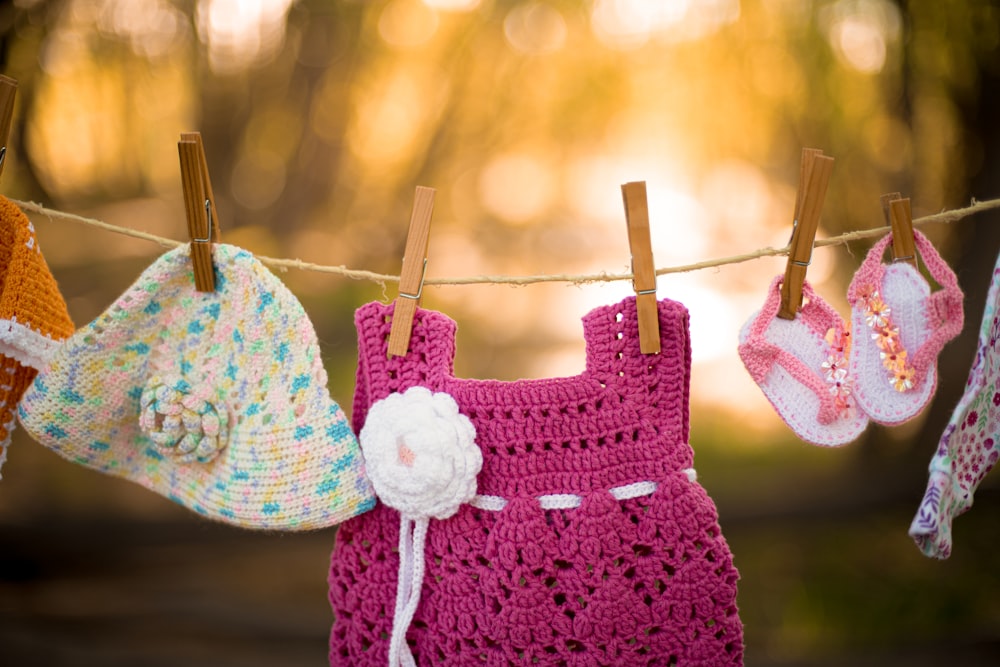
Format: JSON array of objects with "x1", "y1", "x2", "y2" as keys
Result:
[
  {"x1": 910, "y1": 249, "x2": 1000, "y2": 558},
  {"x1": 846, "y1": 230, "x2": 963, "y2": 425},
  {"x1": 0, "y1": 195, "x2": 74, "y2": 474},
  {"x1": 18, "y1": 243, "x2": 374, "y2": 530},
  {"x1": 738, "y1": 276, "x2": 868, "y2": 447},
  {"x1": 329, "y1": 297, "x2": 743, "y2": 666}
]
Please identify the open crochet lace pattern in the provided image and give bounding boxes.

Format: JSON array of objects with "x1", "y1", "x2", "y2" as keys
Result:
[{"x1": 329, "y1": 296, "x2": 743, "y2": 666}]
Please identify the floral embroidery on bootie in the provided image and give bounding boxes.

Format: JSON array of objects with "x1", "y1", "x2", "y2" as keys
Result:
[
  {"x1": 858, "y1": 287, "x2": 918, "y2": 392},
  {"x1": 822, "y1": 321, "x2": 856, "y2": 416}
]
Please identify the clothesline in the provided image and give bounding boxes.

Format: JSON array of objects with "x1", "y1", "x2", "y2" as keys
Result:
[{"x1": 13, "y1": 197, "x2": 1000, "y2": 288}]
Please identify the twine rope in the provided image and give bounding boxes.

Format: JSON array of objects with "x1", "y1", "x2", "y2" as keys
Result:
[{"x1": 13, "y1": 197, "x2": 1000, "y2": 288}]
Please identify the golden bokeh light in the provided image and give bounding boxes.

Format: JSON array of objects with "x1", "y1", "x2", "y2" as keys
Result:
[
  {"x1": 478, "y1": 150, "x2": 557, "y2": 224},
  {"x1": 2, "y1": 6, "x2": 998, "y2": 666},
  {"x1": 591, "y1": 0, "x2": 740, "y2": 49},
  {"x1": 347, "y1": 64, "x2": 449, "y2": 169},
  {"x1": 379, "y1": 0, "x2": 441, "y2": 48},
  {"x1": 195, "y1": 0, "x2": 294, "y2": 74},
  {"x1": 503, "y1": 3, "x2": 568, "y2": 55},
  {"x1": 96, "y1": 0, "x2": 188, "y2": 59},
  {"x1": 5, "y1": 0, "x2": 987, "y2": 439},
  {"x1": 230, "y1": 152, "x2": 287, "y2": 210},
  {"x1": 421, "y1": 0, "x2": 482, "y2": 12},
  {"x1": 822, "y1": 0, "x2": 900, "y2": 74}
]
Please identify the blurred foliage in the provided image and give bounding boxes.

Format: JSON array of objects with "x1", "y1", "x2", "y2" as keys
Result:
[
  {"x1": 0, "y1": 0, "x2": 999, "y2": 664},
  {"x1": 0, "y1": 0, "x2": 997, "y2": 380}
]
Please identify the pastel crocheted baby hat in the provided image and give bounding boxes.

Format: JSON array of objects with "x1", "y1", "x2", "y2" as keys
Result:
[
  {"x1": 18, "y1": 243, "x2": 374, "y2": 530},
  {"x1": 910, "y1": 248, "x2": 1000, "y2": 559},
  {"x1": 739, "y1": 276, "x2": 868, "y2": 447},
  {"x1": 846, "y1": 230, "x2": 963, "y2": 425},
  {"x1": 0, "y1": 195, "x2": 75, "y2": 475},
  {"x1": 330, "y1": 297, "x2": 743, "y2": 666}
]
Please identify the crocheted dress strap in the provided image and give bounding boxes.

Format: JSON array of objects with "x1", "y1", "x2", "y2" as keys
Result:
[
  {"x1": 352, "y1": 301, "x2": 456, "y2": 432},
  {"x1": 582, "y1": 296, "x2": 692, "y2": 445}
]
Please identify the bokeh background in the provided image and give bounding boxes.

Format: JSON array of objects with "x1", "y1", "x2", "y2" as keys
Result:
[{"x1": 1, "y1": 0, "x2": 999, "y2": 665}]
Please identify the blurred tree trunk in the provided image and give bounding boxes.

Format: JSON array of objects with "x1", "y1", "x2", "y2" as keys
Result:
[
  {"x1": 903, "y1": 0, "x2": 1000, "y2": 471},
  {"x1": 0, "y1": 0, "x2": 65, "y2": 201},
  {"x1": 812, "y1": 0, "x2": 1000, "y2": 515},
  {"x1": 198, "y1": 2, "x2": 367, "y2": 236},
  {"x1": 920, "y1": 0, "x2": 1000, "y2": 456}
]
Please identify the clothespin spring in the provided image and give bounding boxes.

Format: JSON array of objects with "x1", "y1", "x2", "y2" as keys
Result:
[
  {"x1": 387, "y1": 186, "x2": 436, "y2": 358},
  {"x1": 192, "y1": 199, "x2": 213, "y2": 243},
  {"x1": 398, "y1": 258, "x2": 428, "y2": 300}
]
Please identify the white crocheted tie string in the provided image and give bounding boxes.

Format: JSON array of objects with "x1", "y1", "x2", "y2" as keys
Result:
[
  {"x1": 358, "y1": 386, "x2": 482, "y2": 667},
  {"x1": 469, "y1": 471, "x2": 696, "y2": 511}
]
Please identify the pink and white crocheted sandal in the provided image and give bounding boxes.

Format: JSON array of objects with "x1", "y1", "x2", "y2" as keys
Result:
[
  {"x1": 739, "y1": 276, "x2": 868, "y2": 447},
  {"x1": 846, "y1": 230, "x2": 964, "y2": 425}
]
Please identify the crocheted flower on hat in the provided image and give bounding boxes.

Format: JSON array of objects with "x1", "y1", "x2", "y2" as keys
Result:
[
  {"x1": 140, "y1": 375, "x2": 229, "y2": 464},
  {"x1": 360, "y1": 386, "x2": 481, "y2": 520}
]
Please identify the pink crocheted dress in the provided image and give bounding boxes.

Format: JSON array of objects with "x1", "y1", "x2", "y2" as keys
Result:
[{"x1": 329, "y1": 297, "x2": 743, "y2": 666}]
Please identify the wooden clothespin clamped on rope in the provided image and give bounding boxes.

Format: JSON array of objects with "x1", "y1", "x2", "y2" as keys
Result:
[
  {"x1": 778, "y1": 148, "x2": 835, "y2": 320},
  {"x1": 621, "y1": 181, "x2": 660, "y2": 354},
  {"x1": 879, "y1": 191, "x2": 901, "y2": 226},
  {"x1": 0, "y1": 75, "x2": 19, "y2": 183},
  {"x1": 880, "y1": 191, "x2": 917, "y2": 269},
  {"x1": 387, "y1": 186, "x2": 436, "y2": 358},
  {"x1": 888, "y1": 197, "x2": 917, "y2": 270},
  {"x1": 178, "y1": 132, "x2": 221, "y2": 292}
]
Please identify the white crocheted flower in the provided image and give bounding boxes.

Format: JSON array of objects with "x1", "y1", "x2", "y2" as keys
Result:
[
  {"x1": 360, "y1": 386, "x2": 481, "y2": 520},
  {"x1": 139, "y1": 375, "x2": 229, "y2": 464}
]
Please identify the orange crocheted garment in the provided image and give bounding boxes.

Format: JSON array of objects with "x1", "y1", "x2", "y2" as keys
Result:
[{"x1": 0, "y1": 195, "x2": 74, "y2": 470}]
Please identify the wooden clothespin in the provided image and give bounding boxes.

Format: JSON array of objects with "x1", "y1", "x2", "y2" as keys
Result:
[
  {"x1": 621, "y1": 181, "x2": 660, "y2": 354},
  {"x1": 387, "y1": 186, "x2": 436, "y2": 357},
  {"x1": 888, "y1": 197, "x2": 917, "y2": 269},
  {"x1": 177, "y1": 132, "x2": 220, "y2": 292},
  {"x1": 879, "y1": 191, "x2": 901, "y2": 226},
  {"x1": 0, "y1": 75, "x2": 19, "y2": 183},
  {"x1": 181, "y1": 132, "x2": 221, "y2": 244},
  {"x1": 778, "y1": 148, "x2": 835, "y2": 320}
]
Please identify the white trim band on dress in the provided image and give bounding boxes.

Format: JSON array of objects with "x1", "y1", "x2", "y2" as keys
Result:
[{"x1": 469, "y1": 468, "x2": 697, "y2": 512}]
